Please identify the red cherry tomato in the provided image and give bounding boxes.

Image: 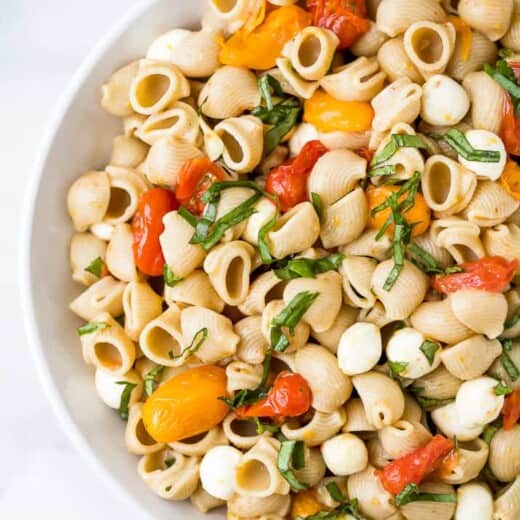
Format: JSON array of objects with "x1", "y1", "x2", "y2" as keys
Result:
[
  {"x1": 235, "y1": 372, "x2": 312, "y2": 419},
  {"x1": 176, "y1": 157, "x2": 227, "y2": 215},
  {"x1": 503, "y1": 388, "x2": 520, "y2": 430},
  {"x1": 306, "y1": 0, "x2": 369, "y2": 50},
  {"x1": 356, "y1": 146, "x2": 374, "y2": 163},
  {"x1": 265, "y1": 140, "x2": 328, "y2": 212},
  {"x1": 132, "y1": 188, "x2": 179, "y2": 276},
  {"x1": 376, "y1": 435, "x2": 455, "y2": 496},
  {"x1": 501, "y1": 95, "x2": 520, "y2": 157},
  {"x1": 432, "y1": 256, "x2": 518, "y2": 295}
]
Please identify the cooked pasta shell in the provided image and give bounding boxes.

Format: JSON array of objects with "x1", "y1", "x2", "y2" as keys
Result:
[
  {"x1": 378, "y1": 420, "x2": 432, "y2": 459},
  {"x1": 489, "y1": 425, "x2": 520, "y2": 482},
  {"x1": 494, "y1": 475, "x2": 520, "y2": 520},
  {"x1": 411, "y1": 231, "x2": 452, "y2": 269},
  {"x1": 484, "y1": 223, "x2": 520, "y2": 264},
  {"x1": 69, "y1": 232, "x2": 107, "y2": 286},
  {"x1": 169, "y1": 427, "x2": 228, "y2": 457},
  {"x1": 109, "y1": 134, "x2": 149, "y2": 169},
  {"x1": 101, "y1": 60, "x2": 141, "y2": 117},
  {"x1": 341, "y1": 229, "x2": 392, "y2": 262},
  {"x1": 125, "y1": 403, "x2": 165, "y2": 455},
  {"x1": 235, "y1": 315, "x2": 269, "y2": 365},
  {"x1": 105, "y1": 223, "x2": 140, "y2": 282},
  {"x1": 239, "y1": 270, "x2": 286, "y2": 317},
  {"x1": 340, "y1": 255, "x2": 377, "y2": 309},
  {"x1": 123, "y1": 281, "x2": 163, "y2": 341},
  {"x1": 227, "y1": 492, "x2": 291, "y2": 518},
  {"x1": 377, "y1": 37, "x2": 423, "y2": 84},
  {"x1": 351, "y1": 21, "x2": 389, "y2": 57},
  {"x1": 226, "y1": 361, "x2": 263, "y2": 393},
  {"x1": 311, "y1": 305, "x2": 359, "y2": 354},
  {"x1": 411, "y1": 365, "x2": 463, "y2": 400},
  {"x1": 275, "y1": 57, "x2": 320, "y2": 100},
  {"x1": 190, "y1": 486, "x2": 225, "y2": 513},
  {"x1": 293, "y1": 447, "x2": 327, "y2": 487},
  {"x1": 223, "y1": 413, "x2": 272, "y2": 450},
  {"x1": 441, "y1": 438, "x2": 489, "y2": 485},
  {"x1": 433, "y1": 218, "x2": 485, "y2": 263},
  {"x1": 459, "y1": 0, "x2": 514, "y2": 41},
  {"x1": 502, "y1": 0, "x2": 520, "y2": 50},
  {"x1": 399, "y1": 481, "x2": 456, "y2": 520},
  {"x1": 488, "y1": 340, "x2": 520, "y2": 390},
  {"x1": 366, "y1": 437, "x2": 393, "y2": 469},
  {"x1": 342, "y1": 398, "x2": 377, "y2": 433}
]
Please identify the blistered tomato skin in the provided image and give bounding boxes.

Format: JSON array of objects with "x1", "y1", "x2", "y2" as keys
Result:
[
  {"x1": 503, "y1": 388, "x2": 520, "y2": 430},
  {"x1": 132, "y1": 188, "x2": 179, "y2": 277},
  {"x1": 142, "y1": 365, "x2": 229, "y2": 443}
]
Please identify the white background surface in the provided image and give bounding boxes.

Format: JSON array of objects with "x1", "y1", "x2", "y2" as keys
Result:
[{"x1": 1, "y1": 1, "x2": 145, "y2": 517}]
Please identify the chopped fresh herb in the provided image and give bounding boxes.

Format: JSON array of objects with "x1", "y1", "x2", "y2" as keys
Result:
[
  {"x1": 444, "y1": 266, "x2": 464, "y2": 275},
  {"x1": 85, "y1": 256, "x2": 105, "y2": 277},
  {"x1": 263, "y1": 105, "x2": 301, "y2": 156},
  {"x1": 311, "y1": 192, "x2": 323, "y2": 219},
  {"x1": 116, "y1": 381, "x2": 138, "y2": 420},
  {"x1": 253, "y1": 417, "x2": 281, "y2": 435},
  {"x1": 388, "y1": 360, "x2": 408, "y2": 377},
  {"x1": 505, "y1": 307, "x2": 520, "y2": 329},
  {"x1": 270, "y1": 291, "x2": 319, "y2": 352},
  {"x1": 258, "y1": 74, "x2": 283, "y2": 111},
  {"x1": 169, "y1": 327, "x2": 208, "y2": 360},
  {"x1": 500, "y1": 339, "x2": 519, "y2": 382},
  {"x1": 485, "y1": 62, "x2": 520, "y2": 114},
  {"x1": 144, "y1": 365, "x2": 165, "y2": 397},
  {"x1": 163, "y1": 265, "x2": 182, "y2": 287},
  {"x1": 499, "y1": 48, "x2": 515, "y2": 59},
  {"x1": 277, "y1": 440, "x2": 309, "y2": 491},
  {"x1": 494, "y1": 381, "x2": 513, "y2": 396},
  {"x1": 441, "y1": 128, "x2": 501, "y2": 162},
  {"x1": 420, "y1": 340, "x2": 440, "y2": 366},
  {"x1": 178, "y1": 206, "x2": 198, "y2": 227},
  {"x1": 274, "y1": 254, "x2": 344, "y2": 280},
  {"x1": 296, "y1": 484, "x2": 365, "y2": 520},
  {"x1": 368, "y1": 165, "x2": 397, "y2": 177},
  {"x1": 258, "y1": 215, "x2": 278, "y2": 265},
  {"x1": 416, "y1": 396, "x2": 454, "y2": 411},
  {"x1": 407, "y1": 242, "x2": 443, "y2": 274},
  {"x1": 383, "y1": 222, "x2": 406, "y2": 291},
  {"x1": 326, "y1": 482, "x2": 347, "y2": 503},
  {"x1": 370, "y1": 134, "x2": 428, "y2": 169},
  {"x1": 164, "y1": 457, "x2": 176, "y2": 468},
  {"x1": 482, "y1": 420, "x2": 502, "y2": 445},
  {"x1": 77, "y1": 321, "x2": 109, "y2": 336},
  {"x1": 395, "y1": 483, "x2": 457, "y2": 507}
]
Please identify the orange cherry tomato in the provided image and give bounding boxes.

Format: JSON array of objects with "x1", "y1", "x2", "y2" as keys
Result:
[
  {"x1": 132, "y1": 188, "x2": 179, "y2": 276},
  {"x1": 306, "y1": 0, "x2": 369, "y2": 49},
  {"x1": 432, "y1": 256, "x2": 518, "y2": 295},
  {"x1": 265, "y1": 140, "x2": 328, "y2": 211},
  {"x1": 304, "y1": 90, "x2": 374, "y2": 133},
  {"x1": 376, "y1": 435, "x2": 455, "y2": 496},
  {"x1": 142, "y1": 365, "x2": 229, "y2": 443},
  {"x1": 235, "y1": 372, "x2": 312, "y2": 419},
  {"x1": 503, "y1": 388, "x2": 520, "y2": 430},
  {"x1": 366, "y1": 185, "x2": 431, "y2": 238},
  {"x1": 291, "y1": 490, "x2": 324, "y2": 519},
  {"x1": 176, "y1": 157, "x2": 227, "y2": 215},
  {"x1": 219, "y1": 5, "x2": 312, "y2": 70},
  {"x1": 501, "y1": 95, "x2": 520, "y2": 157},
  {"x1": 501, "y1": 160, "x2": 520, "y2": 201}
]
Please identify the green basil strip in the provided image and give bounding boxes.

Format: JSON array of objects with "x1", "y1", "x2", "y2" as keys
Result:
[
  {"x1": 85, "y1": 256, "x2": 104, "y2": 277},
  {"x1": 77, "y1": 321, "x2": 109, "y2": 336},
  {"x1": 484, "y1": 63, "x2": 520, "y2": 101},
  {"x1": 396, "y1": 483, "x2": 457, "y2": 507},
  {"x1": 177, "y1": 206, "x2": 198, "y2": 227},
  {"x1": 420, "y1": 340, "x2": 440, "y2": 365},
  {"x1": 494, "y1": 381, "x2": 513, "y2": 396},
  {"x1": 270, "y1": 291, "x2": 319, "y2": 352},
  {"x1": 163, "y1": 265, "x2": 183, "y2": 287},
  {"x1": 416, "y1": 396, "x2": 454, "y2": 411},
  {"x1": 383, "y1": 222, "x2": 406, "y2": 291},
  {"x1": 169, "y1": 327, "x2": 208, "y2": 360},
  {"x1": 442, "y1": 128, "x2": 501, "y2": 162},
  {"x1": 370, "y1": 139, "x2": 398, "y2": 167},
  {"x1": 500, "y1": 339, "x2": 520, "y2": 381},
  {"x1": 277, "y1": 440, "x2": 309, "y2": 491},
  {"x1": 407, "y1": 242, "x2": 443, "y2": 274},
  {"x1": 297, "y1": 492, "x2": 365, "y2": 520},
  {"x1": 371, "y1": 171, "x2": 421, "y2": 217},
  {"x1": 326, "y1": 482, "x2": 347, "y2": 503},
  {"x1": 258, "y1": 215, "x2": 278, "y2": 265},
  {"x1": 116, "y1": 381, "x2": 138, "y2": 421},
  {"x1": 253, "y1": 417, "x2": 281, "y2": 435},
  {"x1": 370, "y1": 134, "x2": 428, "y2": 168},
  {"x1": 311, "y1": 192, "x2": 323, "y2": 219},
  {"x1": 258, "y1": 74, "x2": 283, "y2": 111},
  {"x1": 505, "y1": 307, "x2": 520, "y2": 329},
  {"x1": 264, "y1": 105, "x2": 301, "y2": 156},
  {"x1": 144, "y1": 366, "x2": 165, "y2": 397},
  {"x1": 274, "y1": 254, "x2": 344, "y2": 280},
  {"x1": 482, "y1": 422, "x2": 502, "y2": 445},
  {"x1": 368, "y1": 165, "x2": 398, "y2": 177},
  {"x1": 388, "y1": 360, "x2": 408, "y2": 377}
]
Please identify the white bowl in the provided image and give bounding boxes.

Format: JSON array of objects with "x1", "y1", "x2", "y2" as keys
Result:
[{"x1": 20, "y1": 1, "x2": 212, "y2": 518}]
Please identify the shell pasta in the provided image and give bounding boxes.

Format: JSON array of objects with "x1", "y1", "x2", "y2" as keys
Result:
[{"x1": 66, "y1": 1, "x2": 520, "y2": 518}]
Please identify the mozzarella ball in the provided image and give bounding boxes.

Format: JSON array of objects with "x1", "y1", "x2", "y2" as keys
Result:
[
  {"x1": 421, "y1": 75, "x2": 470, "y2": 126},
  {"x1": 321, "y1": 433, "x2": 368, "y2": 476},
  {"x1": 431, "y1": 402, "x2": 483, "y2": 442},
  {"x1": 200, "y1": 446, "x2": 242, "y2": 500},
  {"x1": 458, "y1": 129, "x2": 507, "y2": 180},
  {"x1": 386, "y1": 327, "x2": 441, "y2": 379},
  {"x1": 94, "y1": 368, "x2": 143, "y2": 409},
  {"x1": 455, "y1": 482, "x2": 494, "y2": 520},
  {"x1": 337, "y1": 322, "x2": 382, "y2": 376},
  {"x1": 455, "y1": 376, "x2": 505, "y2": 428},
  {"x1": 289, "y1": 123, "x2": 319, "y2": 156}
]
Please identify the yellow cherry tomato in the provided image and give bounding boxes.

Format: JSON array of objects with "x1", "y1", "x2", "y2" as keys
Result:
[
  {"x1": 304, "y1": 90, "x2": 374, "y2": 133},
  {"x1": 219, "y1": 5, "x2": 312, "y2": 70},
  {"x1": 291, "y1": 490, "x2": 324, "y2": 519},
  {"x1": 501, "y1": 160, "x2": 520, "y2": 201},
  {"x1": 142, "y1": 365, "x2": 229, "y2": 443}
]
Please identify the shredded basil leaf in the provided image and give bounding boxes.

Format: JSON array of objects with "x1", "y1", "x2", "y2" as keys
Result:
[
  {"x1": 277, "y1": 440, "x2": 309, "y2": 491},
  {"x1": 407, "y1": 242, "x2": 443, "y2": 274},
  {"x1": 396, "y1": 483, "x2": 457, "y2": 507},
  {"x1": 85, "y1": 256, "x2": 104, "y2": 277},
  {"x1": 163, "y1": 265, "x2": 183, "y2": 287},
  {"x1": 368, "y1": 164, "x2": 398, "y2": 177},
  {"x1": 441, "y1": 128, "x2": 501, "y2": 162},
  {"x1": 495, "y1": 381, "x2": 513, "y2": 396},
  {"x1": 420, "y1": 340, "x2": 440, "y2": 366},
  {"x1": 270, "y1": 291, "x2": 319, "y2": 352},
  {"x1": 168, "y1": 327, "x2": 208, "y2": 360},
  {"x1": 416, "y1": 396, "x2": 454, "y2": 411},
  {"x1": 144, "y1": 366, "x2": 165, "y2": 397},
  {"x1": 77, "y1": 321, "x2": 109, "y2": 336},
  {"x1": 258, "y1": 74, "x2": 283, "y2": 111},
  {"x1": 370, "y1": 134, "x2": 428, "y2": 169},
  {"x1": 485, "y1": 62, "x2": 520, "y2": 114},
  {"x1": 388, "y1": 360, "x2": 408, "y2": 377},
  {"x1": 311, "y1": 192, "x2": 323, "y2": 219},
  {"x1": 505, "y1": 307, "x2": 520, "y2": 329},
  {"x1": 178, "y1": 206, "x2": 198, "y2": 227},
  {"x1": 297, "y1": 485, "x2": 365, "y2": 520},
  {"x1": 500, "y1": 339, "x2": 520, "y2": 382},
  {"x1": 483, "y1": 420, "x2": 502, "y2": 445},
  {"x1": 115, "y1": 381, "x2": 138, "y2": 421},
  {"x1": 258, "y1": 215, "x2": 278, "y2": 265},
  {"x1": 326, "y1": 482, "x2": 347, "y2": 503},
  {"x1": 274, "y1": 254, "x2": 344, "y2": 280},
  {"x1": 253, "y1": 417, "x2": 281, "y2": 435}
]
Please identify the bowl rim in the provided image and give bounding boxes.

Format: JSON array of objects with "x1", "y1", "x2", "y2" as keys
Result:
[{"x1": 19, "y1": 1, "x2": 158, "y2": 518}]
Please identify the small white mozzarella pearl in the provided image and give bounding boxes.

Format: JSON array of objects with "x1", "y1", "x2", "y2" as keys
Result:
[
  {"x1": 200, "y1": 446, "x2": 242, "y2": 500},
  {"x1": 90, "y1": 222, "x2": 114, "y2": 241},
  {"x1": 94, "y1": 368, "x2": 142, "y2": 409},
  {"x1": 321, "y1": 433, "x2": 368, "y2": 476},
  {"x1": 289, "y1": 123, "x2": 320, "y2": 156},
  {"x1": 458, "y1": 129, "x2": 507, "y2": 180},
  {"x1": 455, "y1": 482, "x2": 494, "y2": 520},
  {"x1": 421, "y1": 74, "x2": 470, "y2": 126},
  {"x1": 337, "y1": 322, "x2": 382, "y2": 376},
  {"x1": 431, "y1": 402, "x2": 484, "y2": 442},
  {"x1": 455, "y1": 376, "x2": 505, "y2": 428},
  {"x1": 386, "y1": 327, "x2": 441, "y2": 379}
]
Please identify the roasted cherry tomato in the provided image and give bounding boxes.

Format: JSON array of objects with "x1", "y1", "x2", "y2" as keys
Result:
[
  {"x1": 376, "y1": 435, "x2": 455, "y2": 496},
  {"x1": 366, "y1": 185, "x2": 431, "y2": 238},
  {"x1": 176, "y1": 157, "x2": 227, "y2": 215},
  {"x1": 432, "y1": 256, "x2": 518, "y2": 295},
  {"x1": 306, "y1": 0, "x2": 369, "y2": 49},
  {"x1": 235, "y1": 371, "x2": 312, "y2": 419},
  {"x1": 142, "y1": 365, "x2": 229, "y2": 443},
  {"x1": 356, "y1": 146, "x2": 374, "y2": 163},
  {"x1": 265, "y1": 140, "x2": 328, "y2": 211},
  {"x1": 501, "y1": 95, "x2": 520, "y2": 157},
  {"x1": 291, "y1": 490, "x2": 324, "y2": 519},
  {"x1": 304, "y1": 90, "x2": 374, "y2": 133},
  {"x1": 219, "y1": 5, "x2": 312, "y2": 70},
  {"x1": 501, "y1": 160, "x2": 520, "y2": 201},
  {"x1": 132, "y1": 188, "x2": 179, "y2": 276},
  {"x1": 503, "y1": 388, "x2": 520, "y2": 430}
]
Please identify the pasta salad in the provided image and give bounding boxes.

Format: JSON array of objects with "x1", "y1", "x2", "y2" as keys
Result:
[{"x1": 66, "y1": 0, "x2": 520, "y2": 518}]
